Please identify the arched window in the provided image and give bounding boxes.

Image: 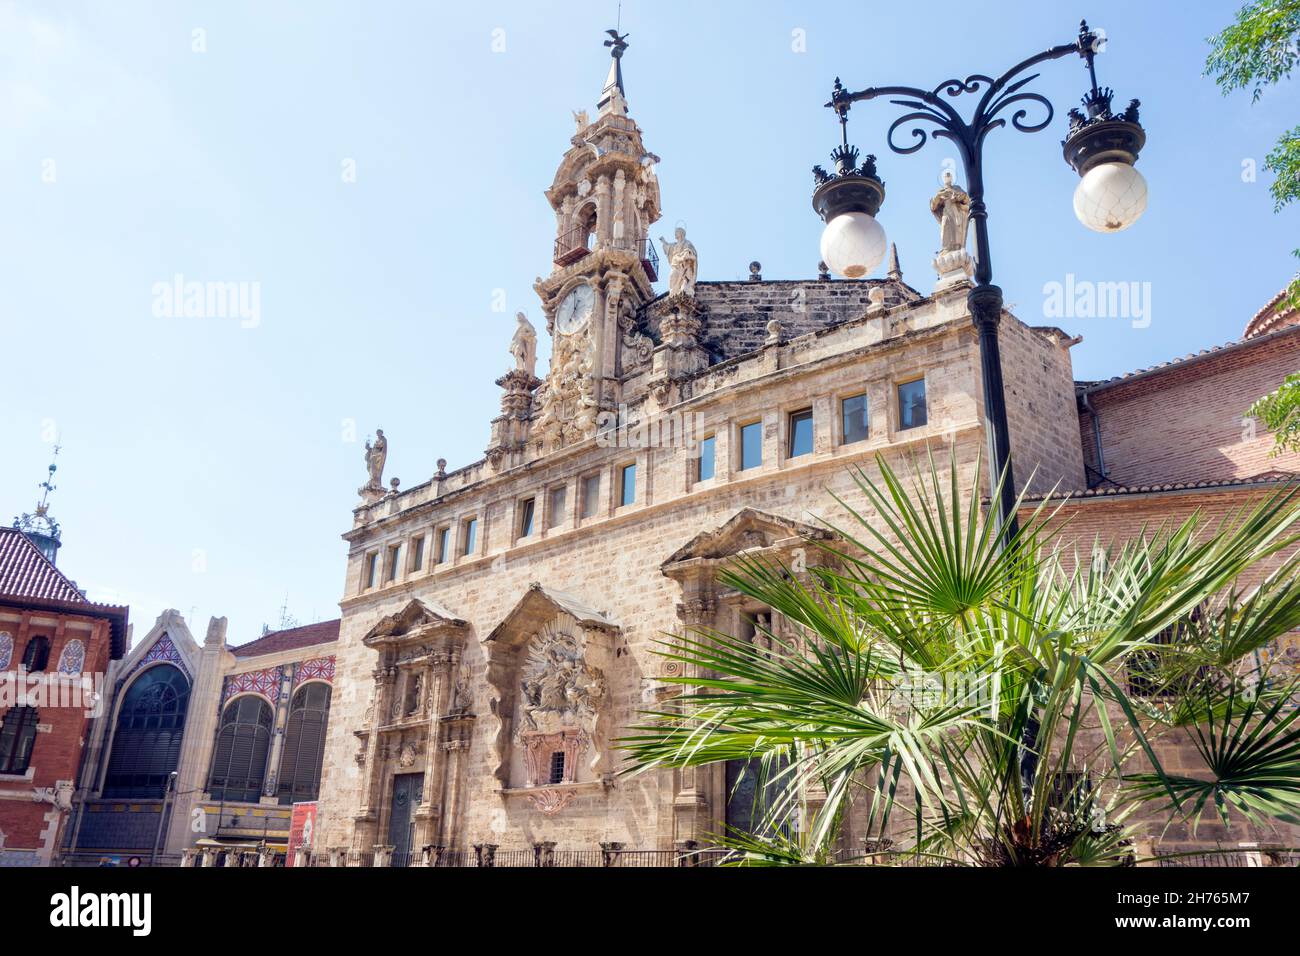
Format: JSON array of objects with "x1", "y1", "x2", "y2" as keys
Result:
[
  {"x1": 208, "y1": 695, "x2": 273, "y2": 803},
  {"x1": 21, "y1": 636, "x2": 50, "y2": 672},
  {"x1": 103, "y1": 664, "x2": 190, "y2": 797},
  {"x1": 0, "y1": 706, "x2": 40, "y2": 775},
  {"x1": 276, "y1": 683, "x2": 332, "y2": 804}
]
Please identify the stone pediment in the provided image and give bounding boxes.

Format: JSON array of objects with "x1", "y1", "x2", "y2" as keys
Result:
[
  {"x1": 660, "y1": 507, "x2": 832, "y2": 570},
  {"x1": 485, "y1": 583, "x2": 617, "y2": 646},
  {"x1": 362, "y1": 598, "x2": 467, "y2": 648}
]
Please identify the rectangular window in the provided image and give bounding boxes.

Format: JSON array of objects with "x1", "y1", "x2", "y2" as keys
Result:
[
  {"x1": 842, "y1": 393, "x2": 869, "y2": 445},
  {"x1": 739, "y1": 421, "x2": 763, "y2": 471},
  {"x1": 548, "y1": 751, "x2": 566, "y2": 785},
  {"x1": 462, "y1": 517, "x2": 478, "y2": 556},
  {"x1": 518, "y1": 498, "x2": 536, "y2": 539},
  {"x1": 364, "y1": 553, "x2": 378, "y2": 590},
  {"x1": 619, "y1": 463, "x2": 637, "y2": 507},
  {"x1": 898, "y1": 379, "x2": 928, "y2": 430},
  {"x1": 581, "y1": 473, "x2": 600, "y2": 518},
  {"x1": 386, "y1": 545, "x2": 401, "y2": 582},
  {"x1": 788, "y1": 408, "x2": 814, "y2": 459},
  {"x1": 435, "y1": 527, "x2": 450, "y2": 565},
  {"x1": 697, "y1": 434, "x2": 715, "y2": 482},
  {"x1": 548, "y1": 486, "x2": 567, "y2": 529},
  {"x1": 409, "y1": 536, "x2": 425, "y2": 572}
]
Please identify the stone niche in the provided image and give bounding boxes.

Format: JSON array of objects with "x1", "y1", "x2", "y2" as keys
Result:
[{"x1": 484, "y1": 583, "x2": 617, "y2": 814}]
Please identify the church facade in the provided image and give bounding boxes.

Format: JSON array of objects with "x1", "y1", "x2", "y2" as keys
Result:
[{"x1": 311, "y1": 39, "x2": 1300, "y2": 865}]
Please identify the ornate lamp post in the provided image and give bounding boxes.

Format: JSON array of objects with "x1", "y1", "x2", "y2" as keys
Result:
[{"x1": 814, "y1": 20, "x2": 1147, "y2": 539}]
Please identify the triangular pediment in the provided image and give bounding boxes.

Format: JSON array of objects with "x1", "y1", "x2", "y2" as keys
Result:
[
  {"x1": 485, "y1": 583, "x2": 617, "y2": 646},
  {"x1": 363, "y1": 598, "x2": 467, "y2": 646},
  {"x1": 661, "y1": 508, "x2": 832, "y2": 569}
]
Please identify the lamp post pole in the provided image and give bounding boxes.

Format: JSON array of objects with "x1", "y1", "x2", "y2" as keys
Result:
[{"x1": 818, "y1": 20, "x2": 1146, "y2": 542}]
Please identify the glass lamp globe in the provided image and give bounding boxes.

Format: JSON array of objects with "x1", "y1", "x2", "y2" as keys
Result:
[
  {"x1": 1073, "y1": 161, "x2": 1148, "y2": 233},
  {"x1": 819, "y1": 212, "x2": 887, "y2": 279}
]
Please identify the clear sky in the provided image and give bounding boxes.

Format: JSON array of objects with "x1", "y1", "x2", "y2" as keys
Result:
[{"x1": 2, "y1": 0, "x2": 1295, "y2": 646}]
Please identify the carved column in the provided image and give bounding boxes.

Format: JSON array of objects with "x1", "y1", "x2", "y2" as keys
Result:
[
  {"x1": 671, "y1": 596, "x2": 715, "y2": 843},
  {"x1": 354, "y1": 663, "x2": 396, "y2": 848}
]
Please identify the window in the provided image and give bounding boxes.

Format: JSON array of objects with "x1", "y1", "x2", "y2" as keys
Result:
[
  {"x1": 435, "y1": 527, "x2": 450, "y2": 565},
  {"x1": 0, "y1": 706, "x2": 39, "y2": 775},
  {"x1": 21, "y1": 636, "x2": 50, "y2": 672},
  {"x1": 548, "y1": 486, "x2": 567, "y2": 529},
  {"x1": 462, "y1": 517, "x2": 478, "y2": 556},
  {"x1": 739, "y1": 421, "x2": 763, "y2": 471},
  {"x1": 386, "y1": 544, "x2": 401, "y2": 582},
  {"x1": 276, "y1": 682, "x2": 332, "y2": 804},
  {"x1": 518, "y1": 498, "x2": 536, "y2": 539},
  {"x1": 208, "y1": 695, "x2": 274, "y2": 803},
  {"x1": 364, "y1": 553, "x2": 378, "y2": 590},
  {"x1": 788, "y1": 409, "x2": 814, "y2": 459},
  {"x1": 548, "y1": 751, "x2": 566, "y2": 785},
  {"x1": 581, "y1": 473, "x2": 600, "y2": 518},
  {"x1": 409, "y1": 535, "x2": 425, "y2": 573},
  {"x1": 619, "y1": 463, "x2": 637, "y2": 507},
  {"x1": 697, "y1": 434, "x2": 716, "y2": 482},
  {"x1": 898, "y1": 379, "x2": 928, "y2": 430},
  {"x1": 103, "y1": 664, "x2": 189, "y2": 797},
  {"x1": 1127, "y1": 617, "x2": 1206, "y2": 698},
  {"x1": 842, "y1": 393, "x2": 869, "y2": 445}
]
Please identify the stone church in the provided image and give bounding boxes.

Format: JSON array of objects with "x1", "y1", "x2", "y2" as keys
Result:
[{"x1": 312, "y1": 36, "x2": 1300, "y2": 866}]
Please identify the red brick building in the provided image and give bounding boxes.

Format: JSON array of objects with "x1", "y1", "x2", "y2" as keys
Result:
[{"x1": 0, "y1": 527, "x2": 127, "y2": 866}]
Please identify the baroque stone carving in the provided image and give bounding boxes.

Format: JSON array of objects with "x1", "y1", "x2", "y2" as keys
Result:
[
  {"x1": 359, "y1": 429, "x2": 387, "y2": 497},
  {"x1": 510, "y1": 312, "x2": 537, "y2": 378},
  {"x1": 659, "y1": 227, "x2": 698, "y2": 298},
  {"x1": 931, "y1": 171, "x2": 974, "y2": 290},
  {"x1": 517, "y1": 628, "x2": 605, "y2": 738},
  {"x1": 536, "y1": 327, "x2": 598, "y2": 449}
]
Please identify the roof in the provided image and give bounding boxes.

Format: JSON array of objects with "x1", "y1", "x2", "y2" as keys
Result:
[
  {"x1": 1244, "y1": 286, "x2": 1297, "y2": 339},
  {"x1": 1015, "y1": 471, "x2": 1298, "y2": 505},
  {"x1": 1079, "y1": 321, "x2": 1300, "y2": 396},
  {"x1": 231, "y1": 619, "x2": 340, "y2": 658},
  {"x1": 485, "y1": 583, "x2": 617, "y2": 644},
  {"x1": 0, "y1": 527, "x2": 130, "y2": 659},
  {"x1": 0, "y1": 526, "x2": 87, "y2": 602}
]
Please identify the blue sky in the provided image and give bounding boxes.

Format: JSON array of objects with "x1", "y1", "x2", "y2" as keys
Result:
[{"x1": 2, "y1": 0, "x2": 1295, "y2": 644}]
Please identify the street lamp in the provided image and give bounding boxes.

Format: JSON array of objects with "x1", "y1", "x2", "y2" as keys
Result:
[
  {"x1": 814, "y1": 19, "x2": 1147, "y2": 538},
  {"x1": 816, "y1": 20, "x2": 1148, "y2": 806}
]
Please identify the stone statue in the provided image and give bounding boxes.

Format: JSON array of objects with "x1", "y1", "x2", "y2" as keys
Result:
[
  {"x1": 363, "y1": 430, "x2": 387, "y2": 491},
  {"x1": 517, "y1": 630, "x2": 605, "y2": 737},
  {"x1": 931, "y1": 171, "x2": 971, "y2": 254},
  {"x1": 659, "y1": 227, "x2": 698, "y2": 298},
  {"x1": 571, "y1": 109, "x2": 589, "y2": 132},
  {"x1": 510, "y1": 312, "x2": 537, "y2": 377}
]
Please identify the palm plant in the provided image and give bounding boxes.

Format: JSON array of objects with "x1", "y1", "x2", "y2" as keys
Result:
[{"x1": 620, "y1": 452, "x2": 1300, "y2": 866}]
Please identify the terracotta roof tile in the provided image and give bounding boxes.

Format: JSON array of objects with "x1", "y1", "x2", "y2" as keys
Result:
[
  {"x1": 1014, "y1": 471, "x2": 1298, "y2": 505},
  {"x1": 1079, "y1": 324, "x2": 1300, "y2": 394},
  {"x1": 0, "y1": 527, "x2": 89, "y2": 602},
  {"x1": 231, "y1": 619, "x2": 340, "y2": 658}
]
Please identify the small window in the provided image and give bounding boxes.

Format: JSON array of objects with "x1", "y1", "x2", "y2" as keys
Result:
[
  {"x1": 435, "y1": 527, "x2": 450, "y2": 565},
  {"x1": 739, "y1": 421, "x2": 763, "y2": 471},
  {"x1": 697, "y1": 434, "x2": 716, "y2": 482},
  {"x1": 409, "y1": 536, "x2": 425, "y2": 573},
  {"x1": 462, "y1": 517, "x2": 478, "y2": 556},
  {"x1": 842, "y1": 393, "x2": 869, "y2": 445},
  {"x1": 518, "y1": 498, "x2": 536, "y2": 539},
  {"x1": 619, "y1": 463, "x2": 637, "y2": 507},
  {"x1": 0, "y1": 706, "x2": 40, "y2": 775},
  {"x1": 580, "y1": 473, "x2": 600, "y2": 518},
  {"x1": 386, "y1": 544, "x2": 401, "y2": 582},
  {"x1": 788, "y1": 409, "x2": 814, "y2": 459},
  {"x1": 548, "y1": 751, "x2": 566, "y2": 785},
  {"x1": 898, "y1": 379, "x2": 928, "y2": 430},
  {"x1": 548, "y1": 486, "x2": 567, "y2": 529},
  {"x1": 364, "y1": 554, "x2": 379, "y2": 590},
  {"x1": 21, "y1": 636, "x2": 50, "y2": 673}
]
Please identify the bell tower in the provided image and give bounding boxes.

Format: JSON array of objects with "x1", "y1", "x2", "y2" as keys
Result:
[{"x1": 533, "y1": 29, "x2": 662, "y2": 452}]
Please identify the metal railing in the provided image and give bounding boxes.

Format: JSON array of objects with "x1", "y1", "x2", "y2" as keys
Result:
[{"x1": 552, "y1": 230, "x2": 658, "y2": 282}]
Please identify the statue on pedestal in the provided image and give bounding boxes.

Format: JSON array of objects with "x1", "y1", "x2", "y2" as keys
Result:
[
  {"x1": 930, "y1": 171, "x2": 975, "y2": 290},
  {"x1": 659, "y1": 227, "x2": 698, "y2": 298},
  {"x1": 359, "y1": 429, "x2": 387, "y2": 497},
  {"x1": 510, "y1": 312, "x2": 537, "y2": 378}
]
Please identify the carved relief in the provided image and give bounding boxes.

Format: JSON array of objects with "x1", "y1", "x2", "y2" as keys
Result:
[
  {"x1": 536, "y1": 325, "x2": 598, "y2": 450},
  {"x1": 516, "y1": 628, "x2": 606, "y2": 738}
]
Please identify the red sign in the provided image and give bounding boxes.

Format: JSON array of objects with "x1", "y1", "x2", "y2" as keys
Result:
[{"x1": 285, "y1": 802, "x2": 318, "y2": 867}]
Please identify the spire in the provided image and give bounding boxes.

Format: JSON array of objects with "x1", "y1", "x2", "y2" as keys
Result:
[
  {"x1": 598, "y1": 28, "x2": 630, "y2": 116},
  {"x1": 886, "y1": 243, "x2": 902, "y2": 282},
  {"x1": 13, "y1": 445, "x2": 62, "y2": 565}
]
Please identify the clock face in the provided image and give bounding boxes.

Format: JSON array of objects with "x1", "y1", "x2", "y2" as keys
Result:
[{"x1": 556, "y1": 284, "x2": 595, "y2": 335}]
